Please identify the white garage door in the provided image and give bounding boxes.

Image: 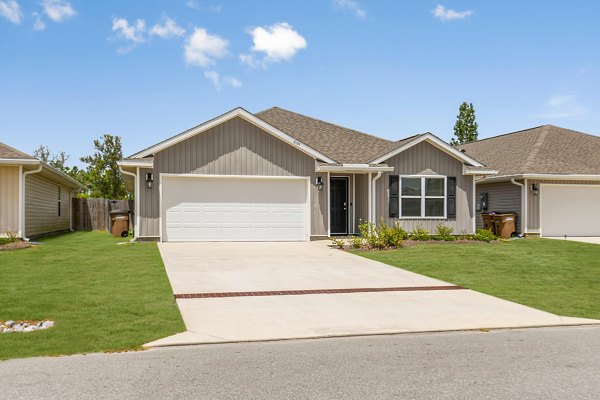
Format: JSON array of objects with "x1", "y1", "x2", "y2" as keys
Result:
[
  {"x1": 162, "y1": 176, "x2": 309, "y2": 242},
  {"x1": 541, "y1": 185, "x2": 600, "y2": 237}
]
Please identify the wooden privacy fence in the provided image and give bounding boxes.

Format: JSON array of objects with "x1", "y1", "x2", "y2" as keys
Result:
[{"x1": 72, "y1": 198, "x2": 134, "y2": 231}]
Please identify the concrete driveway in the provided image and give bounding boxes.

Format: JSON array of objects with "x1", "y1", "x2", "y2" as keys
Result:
[
  {"x1": 545, "y1": 236, "x2": 600, "y2": 245},
  {"x1": 147, "y1": 241, "x2": 599, "y2": 347}
]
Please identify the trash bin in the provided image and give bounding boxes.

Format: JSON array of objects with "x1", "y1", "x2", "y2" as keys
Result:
[
  {"x1": 481, "y1": 213, "x2": 495, "y2": 232},
  {"x1": 110, "y1": 210, "x2": 130, "y2": 238},
  {"x1": 492, "y1": 213, "x2": 516, "y2": 239}
]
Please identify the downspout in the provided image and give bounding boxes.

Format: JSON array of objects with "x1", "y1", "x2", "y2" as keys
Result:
[
  {"x1": 510, "y1": 178, "x2": 525, "y2": 235},
  {"x1": 119, "y1": 165, "x2": 138, "y2": 241},
  {"x1": 22, "y1": 164, "x2": 43, "y2": 241},
  {"x1": 371, "y1": 171, "x2": 383, "y2": 224}
]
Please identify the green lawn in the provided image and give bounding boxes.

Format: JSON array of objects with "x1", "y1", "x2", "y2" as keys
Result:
[
  {"x1": 0, "y1": 232, "x2": 185, "y2": 360},
  {"x1": 354, "y1": 239, "x2": 600, "y2": 320}
]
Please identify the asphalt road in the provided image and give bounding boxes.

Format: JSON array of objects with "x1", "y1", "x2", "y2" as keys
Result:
[{"x1": 1, "y1": 326, "x2": 599, "y2": 399}]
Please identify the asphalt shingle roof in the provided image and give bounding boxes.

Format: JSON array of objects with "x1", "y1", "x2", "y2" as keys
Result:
[
  {"x1": 0, "y1": 142, "x2": 36, "y2": 160},
  {"x1": 256, "y1": 107, "x2": 394, "y2": 163},
  {"x1": 458, "y1": 125, "x2": 600, "y2": 176}
]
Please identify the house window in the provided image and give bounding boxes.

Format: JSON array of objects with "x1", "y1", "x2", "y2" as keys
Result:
[
  {"x1": 400, "y1": 176, "x2": 446, "y2": 218},
  {"x1": 58, "y1": 186, "x2": 62, "y2": 217}
]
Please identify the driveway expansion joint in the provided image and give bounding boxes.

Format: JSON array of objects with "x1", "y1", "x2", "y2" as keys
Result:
[{"x1": 174, "y1": 285, "x2": 466, "y2": 299}]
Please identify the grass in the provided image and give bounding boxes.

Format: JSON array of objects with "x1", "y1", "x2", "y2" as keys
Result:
[
  {"x1": 0, "y1": 231, "x2": 185, "y2": 360},
  {"x1": 354, "y1": 239, "x2": 600, "y2": 320}
]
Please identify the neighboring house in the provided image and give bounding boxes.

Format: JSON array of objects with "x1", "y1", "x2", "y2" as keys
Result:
[
  {"x1": 118, "y1": 107, "x2": 494, "y2": 242},
  {"x1": 459, "y1": 125, "x2": 600, "y2": 237},
  {"x1": 0, "y1": 142, "x2": 82, "y2": 239}
]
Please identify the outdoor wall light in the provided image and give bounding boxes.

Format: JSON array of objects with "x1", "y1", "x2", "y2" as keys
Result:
[
  {"x1": 316, "y1": 176, "x2": 324, "y2": 192},
  {"x1": 145, "y1": 173, "x2": 154, "y2": 189},
  {"x1": 531, "y1": 183, "x2": 539, "y2": 195}
]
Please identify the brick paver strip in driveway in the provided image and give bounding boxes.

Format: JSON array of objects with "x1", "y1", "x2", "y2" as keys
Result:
[{"x1": 174, "y1": 285, "x2": 466, "y2": 299}]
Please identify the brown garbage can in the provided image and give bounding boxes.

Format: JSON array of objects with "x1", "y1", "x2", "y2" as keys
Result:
[
  {"x1": 492, "y1": 213, "x2": 516, "y2": 239},
  {"x1": 481, "y1": 213, "x2": 495, "y2": 232},
  {"x1": 110, "y1": 210, "x2": 130, "y2": 238}
]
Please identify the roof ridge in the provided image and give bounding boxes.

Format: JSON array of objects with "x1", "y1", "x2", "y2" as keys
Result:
[
  {"x1": 459, "y1": 125, "x2": 548, "y2": 147},
  {"x1": 364, "y1": 133, "x2": 423, "y2": 162},
  {"x1": 520, "y1": 125, "x2": 550, "y2": 172},
  {"x1": 256, "y1": 106, "x2": 393, "y2": 144}
]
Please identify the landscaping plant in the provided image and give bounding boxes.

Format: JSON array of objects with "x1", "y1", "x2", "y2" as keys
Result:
[
  {"x1": 474, "y1": 228, "x2": 497, "y2": 242},
  {"x1": 435, "y1": 224, "x2": 455, "y2": 241},
  {"x1": 410, "y1": 226, "x2": 430, "y2": 241}
]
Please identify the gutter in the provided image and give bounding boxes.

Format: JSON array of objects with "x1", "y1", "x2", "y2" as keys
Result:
[
  {"x1": 371, "y1": 171, "x2": 383, "y2": 224},
  {"x1": 21, "y1": 164, "x2": 43, "y2": 240},
  {"x1": 119, "y1": 165, "x2": 138, "y2": 241},
  {"x1": 510, "y1": 178, "x2": 526, "y2": 234}
]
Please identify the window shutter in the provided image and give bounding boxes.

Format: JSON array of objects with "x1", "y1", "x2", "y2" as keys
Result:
[
  {"x1": 389, "y1": 175, "x2": 399, "y2": 218},
  {"x1": 447, "y1": 177, "x2": 456, "y2": 218}
]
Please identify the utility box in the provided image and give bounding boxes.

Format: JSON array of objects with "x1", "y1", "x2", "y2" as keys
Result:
[
  {"x1": 110, "y1": 210, "x2": 130, "y2": 238},
  {"x1": 493, "y1": 213, "x2": 516, "y2": 239}
]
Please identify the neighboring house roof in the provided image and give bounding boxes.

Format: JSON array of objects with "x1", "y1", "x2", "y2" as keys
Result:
[
  {"x1": 458, "y1": 125, "x2": 600, "y2": 176},
  {"x1": 256, "y1": 107, "x2": 393, "y2": 164},
  {"x1": 0, "y1": 141, "x2": 37, "y2": 160}
]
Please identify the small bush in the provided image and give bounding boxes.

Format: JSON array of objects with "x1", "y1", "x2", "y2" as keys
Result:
[
  {"x1": 435, "y1": 224, "x2": 455, "y2": 241},
  {"x1": 1, "y1": 231, "x2": 19, "y2": 245},
  {"x1": 474, "y1": 228, "x2": 497, "y2": 242},
  {"x1": 330, "y1": 237, "x2": 346, "y2": 249},
  {"x1": 411, "y1": 226, "x2": 431, "y2": 241},
  {"x1": 348, "y1": 235, "x2": 364, "y2": 249}
]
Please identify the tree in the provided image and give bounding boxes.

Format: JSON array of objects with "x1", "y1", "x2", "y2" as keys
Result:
[
  {"x1": 450, "y1": 102, "x2": 478, "y2": 146},
  {"x1": 80, "y1": 134, "x2": 127, "y2": 199},
  {"x1": 33, "y1": 145, "x2": 51, "y2": 164},
  {"x1": 33, "y1": 145, "x2": 82, "y2": 179}
]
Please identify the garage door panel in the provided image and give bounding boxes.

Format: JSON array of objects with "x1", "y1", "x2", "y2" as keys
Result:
[
  {"x1": 541, "y1": 185, "x2": 600, "y2": 237},
  {"x1": 162, "y1": 176, "x2": 308, "y2": 241}
]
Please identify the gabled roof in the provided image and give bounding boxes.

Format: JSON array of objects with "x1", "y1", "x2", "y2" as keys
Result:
[
  {"x1": 256, "y1": 107, "x2": 392, "y2": 164},
  {"x1": 457, "y1": 125, "x2": 600, "y2": 176},
  {"x1": 129, "y1": 107, "x2": 336, "y2": 163},
  {"x1": 0, "y1": 142, "x2": 37, "y2": 160}
]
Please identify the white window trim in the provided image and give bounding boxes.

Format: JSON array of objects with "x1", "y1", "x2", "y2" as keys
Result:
[{"x1": 398, "y1": 175, "x2": 447, "y2": 219}]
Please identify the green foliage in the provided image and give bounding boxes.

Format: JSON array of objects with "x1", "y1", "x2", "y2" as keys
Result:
[
  {"x1": 356, "y1": 219, "x2": 405, "y2": 249},
  {"x1": 474, "y1": 228, "x2": 497, "y2": 242},
  {"x1": 348, "y1": 235, "x2": 364, "y2": 249},
  {"x1": 330, "y1": 237, "x2": 346, "y2": 249},
  {"x1": 411, "y1": 226, "x2": 431, "y2": 241},
  {"x1": 80, "y1": 134, "x2": 127, "y2": 199},
  {"x1": 33, "y1": 145, "x2": 90, "y2": 188},
  {"x1": 450, "y1": 102, "x2": 478, "y2": 146},
  {"x1": 435, "y1": 224, "x2": 455, "y2": 241},
  {"x1": 376, "y1": 218, "x2": 406, "y2": 248}
]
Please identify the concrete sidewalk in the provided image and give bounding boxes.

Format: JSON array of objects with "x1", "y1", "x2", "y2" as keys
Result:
[{"x1": 147, "y1": 241, "x2": 600, "y2": 347}]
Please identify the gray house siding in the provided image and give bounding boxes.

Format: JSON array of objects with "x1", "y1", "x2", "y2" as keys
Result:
[
  {"x1": 25, "y1": 173, "x2": 72, "y2": 237},
  {"x1": 354, "y1": 174, "x2": 369, "y2": 233},
  {"x1": 528, "y1": 179, "x2": 600, "y2": 233},
  {"x1": 475, "y1": 181, "x2": 522, "y2": 233},
  {"x1": 138, "y1": 117, "x2": 327, "y2": 237},
  {"x1": 375, "y1": 141, "x2": 475, "y2": 234}
]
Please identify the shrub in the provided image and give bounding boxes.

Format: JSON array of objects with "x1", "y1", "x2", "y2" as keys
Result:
[
  {"x1": 1, "y1": 231, "x2": 19, "y2": 245},
  {"x1": 348, "y1": 235, "x2": 364, "y2": 249},
  {"x1": 330, "y1": 237, "x2": 346, "y2": 249},
  {"x1": 411, "y1": 226, "x2": 431, "y2": 241},
  {"x1": 435, "y1": 224, "x2": 455, "y2": 241},
  {"x1": 375, "y1": 219, "x2": 405, "y2": 248},
  {"x1": 474, "y1": 228, "x2": 497, "y2": 242}
]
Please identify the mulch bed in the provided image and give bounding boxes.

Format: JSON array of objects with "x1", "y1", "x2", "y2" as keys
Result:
[{"x1": 0, "y1": 241, "x2": 32, "y2": 251}]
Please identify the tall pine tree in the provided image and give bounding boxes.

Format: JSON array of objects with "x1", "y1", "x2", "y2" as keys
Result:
[{"x1": 450, "y1": 102, "x2": 478, "y2": 146}]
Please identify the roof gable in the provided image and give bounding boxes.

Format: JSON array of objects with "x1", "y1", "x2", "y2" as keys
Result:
[
  {"x1": 458, "y1": 125, "x2": 600, "y2": 176},
  {"x1": 130, "y1": 107, "x2": 336, "y2": 163},
  {"x1": 0, "y1": 142, "x2": 36, "y2": 160}
]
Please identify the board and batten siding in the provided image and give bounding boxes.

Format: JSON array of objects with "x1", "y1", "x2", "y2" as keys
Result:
[
  {"x1": 138, "y1": 116, "x2": 328, "y2": 237},
  {"x1": 475, "y1": 181, "x2": 522, "y2": 233},
  {"x1": 354, "y1": 174, "x2": 369, "y2": 232},
  {"x1": 529, "y1": 179, "x2": 600, "y2": 233},
  {"x1": 0, "y1": 166, "x2": 20, "y2": 236},
  {"x1": 375, "y1": 141, "x2": 475, "y2": 234},
  {"x1": 25, "y1": 174, "x2": 71, "y2": 237}
]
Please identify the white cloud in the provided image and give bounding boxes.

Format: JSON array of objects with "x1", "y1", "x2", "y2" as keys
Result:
[
  {"x1": 184, "y1": 27, "x2": 229, "y2": 67},
  {"x1": 431, "y1": 5, "x2": 473, "y2": 21},
  {"x1": 242, "y1": 22, "x2": 307, "y2": 67},
  {"x1": 185, "y1": 1, "x2": 222, "y2": 12},
  {"x1": 539, "y1": 95, "x2": 587, "y2": 118},
  {"x1": 0, "y1": 0, "x2": 22, "y2": 24},
  {"x1": 43, "y1": 0, "x2": 76, "y2": 22},
  {"x1": 203, "y1": 70, "x2": 242, "y2": 90},
  {"x1": 150, "y1": 16, "x2": 185, "y2": 39},
  {"x1": 112, "y1": 17, "x2": 146, "y2": 43},
  {"x1": 333, "y1": 0, "x2": 366, "y2": 18},
  {"x1": 32, "y1": 12, "x2": 45, "y2": 31}
]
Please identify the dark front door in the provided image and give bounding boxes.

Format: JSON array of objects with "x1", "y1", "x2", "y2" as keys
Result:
[{"x1": 330, "y1": 178, "x2": 348, "y2": 235}]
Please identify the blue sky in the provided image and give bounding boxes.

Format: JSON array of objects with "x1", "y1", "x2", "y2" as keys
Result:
[{"x1": 1, "y1": 1, "x2": 599, "y2": 166}]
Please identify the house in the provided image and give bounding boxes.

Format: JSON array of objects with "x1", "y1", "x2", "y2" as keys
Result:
[
  {"x1": 0, "y1": 142, "x2": 82, "y2": 239},
  {"x1": 118, "y1": 107, "x2": 495, "y2": 242},
  {"x1": 459, "y1": 125, "x2": 600, "y2": 237}
]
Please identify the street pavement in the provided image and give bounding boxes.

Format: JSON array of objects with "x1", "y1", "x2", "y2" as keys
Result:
[{"x1": 1, "y1": 325, "x2": 600, "y2": 399}]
